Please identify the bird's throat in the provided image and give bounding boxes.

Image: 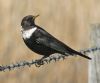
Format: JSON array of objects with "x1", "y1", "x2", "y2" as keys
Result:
[{"x1": 21, "y1": 27, "x2": 37, "y2": 39}]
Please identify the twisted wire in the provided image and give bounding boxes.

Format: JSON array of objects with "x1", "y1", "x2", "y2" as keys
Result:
[{"x1": 0, "y1": 47, "x2": 100, "y2": 72}]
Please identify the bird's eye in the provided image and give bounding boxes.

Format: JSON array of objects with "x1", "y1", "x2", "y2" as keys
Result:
[{"x1": 28, "y1": 17, "x2": 33, "y2": 22}]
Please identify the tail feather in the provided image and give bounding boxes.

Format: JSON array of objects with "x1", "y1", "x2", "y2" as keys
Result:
[
  {"x1": 65, "y1": 51, "x2": 91, "y2": 60},
  {"x1": 73, "y1": 51, "x2": 91, "y2": 60}
]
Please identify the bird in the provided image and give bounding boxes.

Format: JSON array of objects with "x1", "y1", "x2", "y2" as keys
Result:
[{"x1": 21, "y1": 15, "x2": 91, "y2": 61}]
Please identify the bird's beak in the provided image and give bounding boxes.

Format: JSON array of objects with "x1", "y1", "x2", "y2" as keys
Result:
[
  {"x1": 35, "y1": 14, "x2": 39, "y2": 18},
  {"x1": 33, "y1": 15, "x2": 39, "y2": 19}
]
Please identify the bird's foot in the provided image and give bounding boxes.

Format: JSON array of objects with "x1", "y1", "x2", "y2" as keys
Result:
[
  {"x1": 35, "y1": 59, "x2": 44, "y2": 67},
  {"x1": 35, "y1": 55, "x2": 66, "y2": 67}
]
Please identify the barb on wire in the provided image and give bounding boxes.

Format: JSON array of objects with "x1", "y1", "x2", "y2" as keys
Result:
[
  {"x1": 0, "y1": 47, "x2": 100, "y2": 72},
  {"x1": 80, "y1": 47, "x2": 100, "y2": 54}
]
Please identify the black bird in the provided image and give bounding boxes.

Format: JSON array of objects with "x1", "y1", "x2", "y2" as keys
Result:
[{"x1": 21, "y1": 15, "x2": 91, "y2": 60}]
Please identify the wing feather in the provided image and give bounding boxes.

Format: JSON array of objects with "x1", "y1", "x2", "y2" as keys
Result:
[{"x1": 36, "y1": 28, "x2": 74, "y2": 55}]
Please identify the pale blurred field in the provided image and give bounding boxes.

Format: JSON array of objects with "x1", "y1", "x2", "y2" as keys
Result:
[{"x1": 0, "y1": 0, "x2": 100, "y2": 83}]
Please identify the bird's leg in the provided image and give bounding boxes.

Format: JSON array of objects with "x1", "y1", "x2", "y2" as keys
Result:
[
  {"x1": 35, "y1": 56, "x2": 46, "y2": 67},
  {"x1": 35, "y1": 60, "x2": 43, "y2": 67}
]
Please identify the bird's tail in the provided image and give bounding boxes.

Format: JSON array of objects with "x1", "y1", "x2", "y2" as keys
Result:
[
  {"x1": 65, "y1": 51, "x2": 91, "y2": 60},
  {"x1": 73, "y1": 51, "x2": 91, "y2": 60},
  {"x1": 78, "y1": 52, "x2": 91, "y2": 60}
]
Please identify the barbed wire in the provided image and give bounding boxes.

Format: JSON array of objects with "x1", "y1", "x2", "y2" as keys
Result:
[
  {"x1": 0, "y1": 47, "x2": 100, "y2": 72},
  {"x1": 80, "y1": 47, "x2": 100, "y2": 54}
]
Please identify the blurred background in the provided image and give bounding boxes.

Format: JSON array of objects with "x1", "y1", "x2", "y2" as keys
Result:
[{"x1": 0, "y1": 0, "x2": 100, "y2": 83}]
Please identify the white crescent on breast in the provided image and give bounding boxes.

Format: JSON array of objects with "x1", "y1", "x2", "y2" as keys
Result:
[{"x1": 21, "y1": 27, "x2": 37, "y2": 39}]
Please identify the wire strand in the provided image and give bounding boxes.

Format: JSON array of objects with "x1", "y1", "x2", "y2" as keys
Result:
[{"x1": 0, "y1": 47, "x2": 100, "y2": 72}]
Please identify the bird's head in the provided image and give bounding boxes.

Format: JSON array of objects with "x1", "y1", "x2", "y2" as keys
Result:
[{"x1": 21, "y1": 15, "x2": 39, "y2": 30}]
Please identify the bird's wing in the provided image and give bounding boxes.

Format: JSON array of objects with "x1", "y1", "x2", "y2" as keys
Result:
[
  {"x1": 35, "y1": 27, "x2": 91, "y2": 60},
  {"x1": 36, "y1": 28, "x2": 75, "y2": 55}
]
